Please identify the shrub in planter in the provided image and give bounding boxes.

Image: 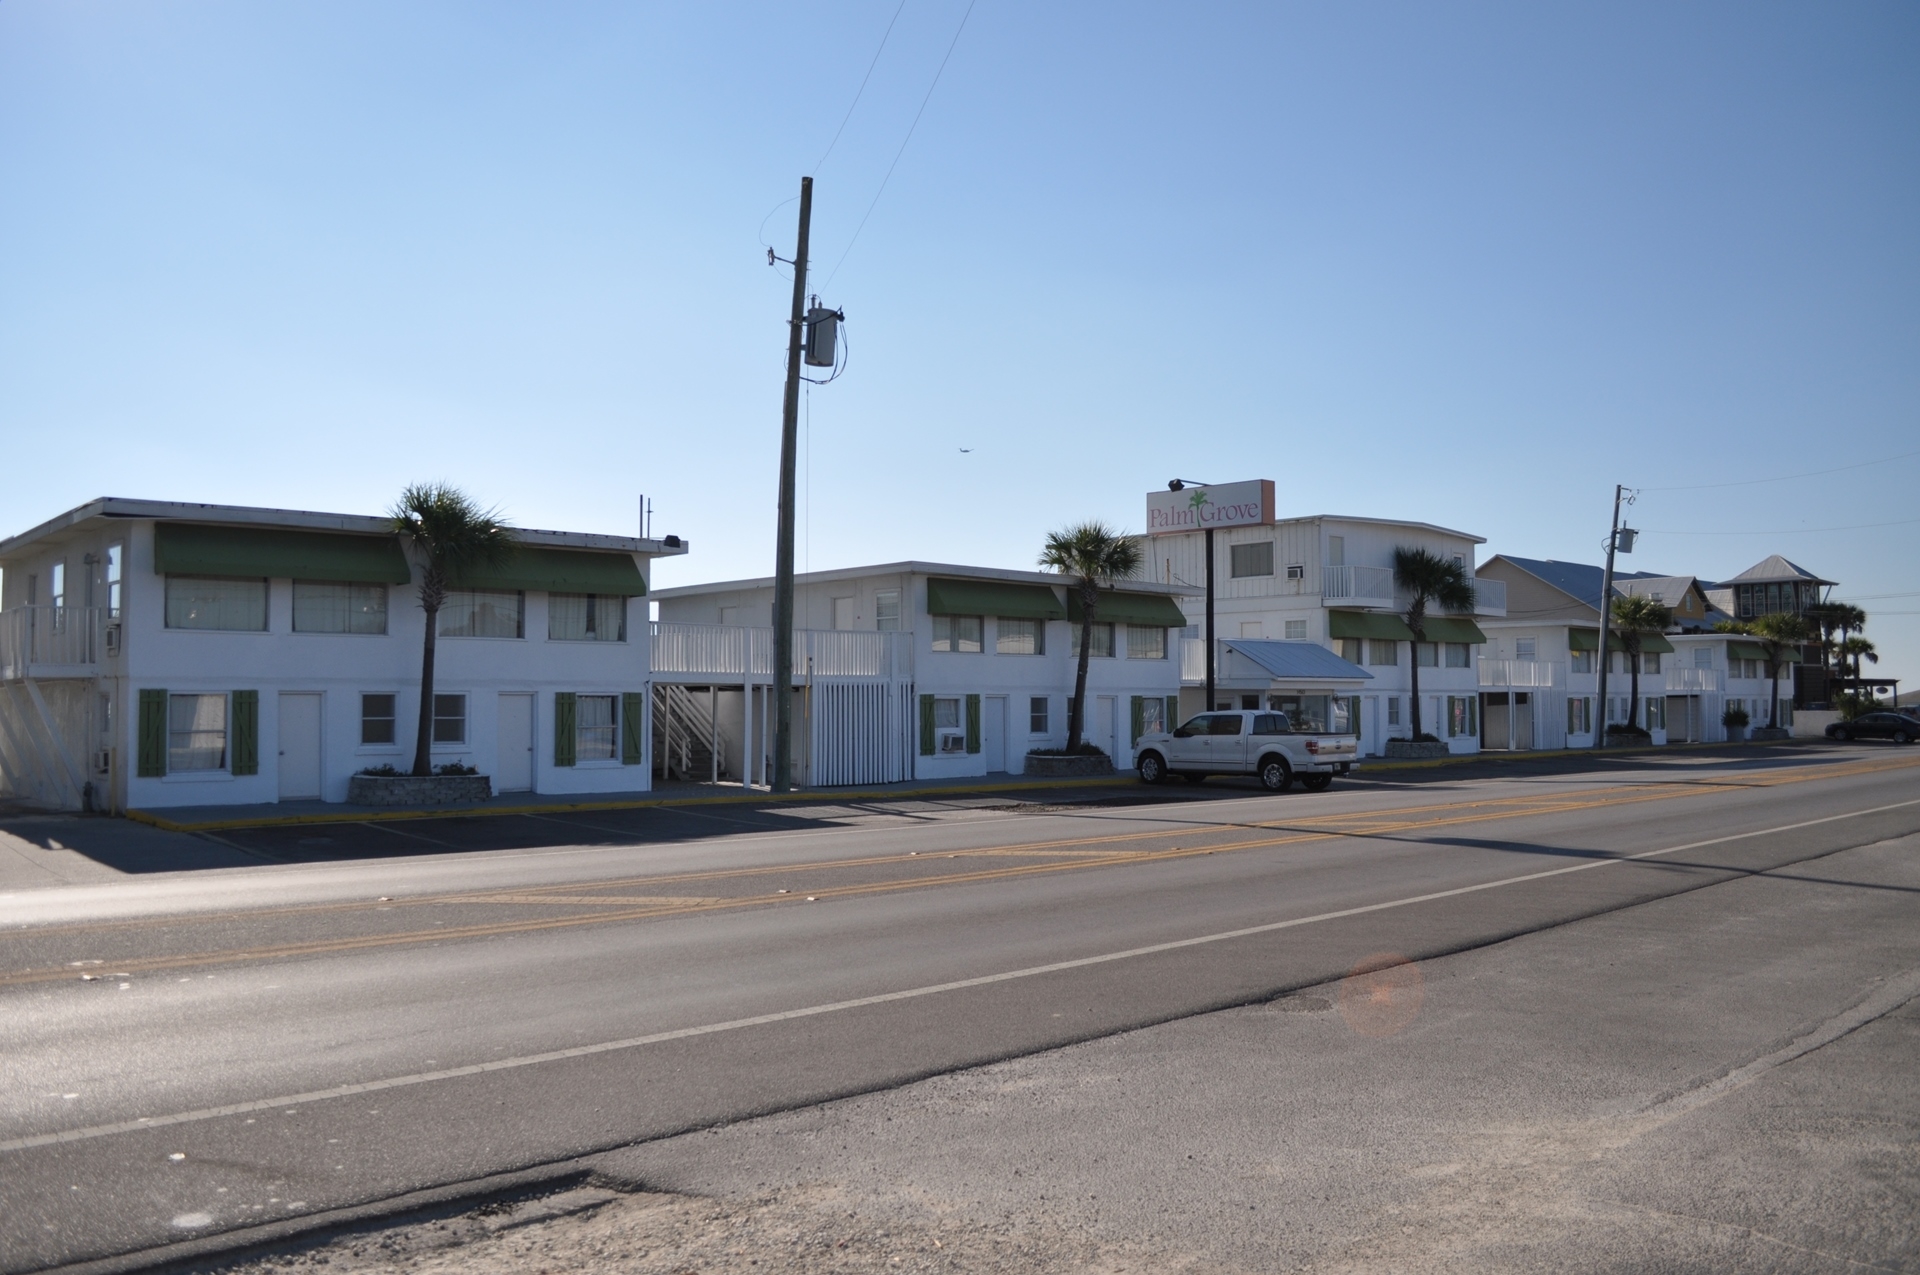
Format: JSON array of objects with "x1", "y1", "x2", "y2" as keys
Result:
[
  {"x1": 358, "y1": 763, "x2": 403, "y2": 777},
  {"x1": 1026, "y1": 743, "x2": 1109, "y2": 758},
  {"x1": 1721, "y1": 705, "x2": 1750, "y2": 729},
  {"x1": 434, "y1": 761, "x2": 479, "y2": 776}
]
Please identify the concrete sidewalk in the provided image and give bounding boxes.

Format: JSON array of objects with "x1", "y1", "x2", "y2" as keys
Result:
[{"x1": 121, "y1": 738, "x2": 1805, "y2": 834}]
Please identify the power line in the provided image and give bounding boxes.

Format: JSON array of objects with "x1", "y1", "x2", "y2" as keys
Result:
[
  {"x1": 1642, "y1": 517, "x2": 1920, "y2": 535},
  {"x1": 822, "y1": 0, "x2": 978, "y2": 291},
  {"x1": 1641, "y1": 447, "x2": 1920, "y2": 492},
  {"x1": 812, "y1": 0, "x2": 911, "y2": 176}
]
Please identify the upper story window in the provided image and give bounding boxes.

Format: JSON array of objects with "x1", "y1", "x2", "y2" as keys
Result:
[
  {"x1": 293, "y1": 581, "x2": 389, "y2": 634},
  {"x1": 1126, "y1": 625, "x2": 1167, "y2": 660},
  {"x1": 1570, "y1": 649, "x2": 1594, "y2": 674},
  {"x1": 50, "y1": 562, "x2": 65, "y2": 610},
  {"x1": 1284, "y1": 619, "x2": 1307, "y2": 641},
  {"x1": 1415, "y1": 642, "x2": 1438, "y2": 668},
  {"x1": 165, "y1": 576, "x2": 268, "y2": 631},
  {"x1": 1327, "y1": 536, "x2": 1345, "y2": 567},
  {"x1": 931, "y1": 614, "x2": 982, "y2": 653},
  {"x1": 549, "y1": 593, "x2": 626, "y2": 642},
  {"x1": 1445, "y1": 642, "x2": 1471, "y2": 668},
  {"x1": 875, "y1": 590, "x2": 901, "y2": 631},
  {"x1": 440, "y1": 590, "x2": 524, "y2": 639},
  {"x1": 1369, "y1": 639, "x2": 1399, "y2": 666},
  {"x1": 1516, "y1": 637, "x2": 1537, "y2": 661},
  {"x1": 996, "y1": 617, "x2": 1045, "y2": 655},
  {"x1": 1074, "y1": 622, "x2": 1115, "y2": 659},
  {"x1": 105, "y1": 545, "x2": 123, "y2": 620},
  {"x1": 1229, "y1": 542, "x2": 1274, "y2": 578},
  {"x1": 1694, "y1": 647, "x2": 1714, "y2": 669}
]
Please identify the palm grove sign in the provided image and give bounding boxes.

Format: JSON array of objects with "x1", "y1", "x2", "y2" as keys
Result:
[{"x1": 1144, "y1": 480, "x2": 1276, "y2": 536}]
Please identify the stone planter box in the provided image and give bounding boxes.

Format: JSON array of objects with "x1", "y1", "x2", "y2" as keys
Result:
[
  {"x1": 1723, "y1": 725, "x2": 1748, "y2": 742},
  {"x1": 1749, "y1": 726, "x2": 1792, "y2": 742},
  {"x1": 348, "y1": 773, "x2": 493, "y2": 806},
  {"x1": 1384, "y1": 740, "x2": 1450, "y2": 760},
  {"x1": 1023, "y1": 752, "x2": 1116, "y2": 778}
]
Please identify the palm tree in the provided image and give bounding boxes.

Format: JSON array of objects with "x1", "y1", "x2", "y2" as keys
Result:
[
  {"x1": 1841, "y1": 635, "x2": 1878, "y2": 680},
  {"x1": 1715, "y1": 612, "x2": 1811, "y2": 731},
  {"x1": 1608, "y1": 594, "x2": 1673, "y2": 732},
  {"x1": 390, "y1": 484, "x2": 517, "y2": 776},
  {"x1": 1040, "y1": 521, "x2": 1143, "y2": 752},
  {"x1": 1391, "y1": 547, "x2": 1475, "y2": 741}
]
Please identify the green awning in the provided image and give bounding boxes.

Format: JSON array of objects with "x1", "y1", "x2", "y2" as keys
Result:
[
  {"x1": 1328, "y1": 611, "x2": 1416, "y2": 641},
  {"x1": 1570, "y1": 626, "x2": 1671, "y2": 653},
  {"x1": 1065, "y1": 590, "x2": 1190, "y2": 627},
  {"x1": 1727, "y1": 640, "x2": 1769, "y2": 661},
  {"x1": 1416, "y1": 616, "x2": 1487, "y2": 644},
  {"x1": 450, "y1": 547, "x2": 646, "y2": 596},
  {"x1": 154, "y1": 522, "x2": 411, "y2": 584},
  {"x1": 925, "y1": 578, "x2": 1063, "y2": 620}
]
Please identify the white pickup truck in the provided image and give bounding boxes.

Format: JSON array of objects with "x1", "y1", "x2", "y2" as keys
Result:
[{"x1": 1134, "y1": 709, "x2": 1359, "y2": 792}]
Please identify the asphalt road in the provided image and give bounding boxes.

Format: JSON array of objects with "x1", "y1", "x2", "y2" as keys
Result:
[{"x1": 2, "y1": 744, "x2": 1917, "y2": 1273}]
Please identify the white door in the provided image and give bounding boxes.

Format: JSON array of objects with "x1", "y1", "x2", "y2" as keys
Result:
[
  {"x1": 277, "y1": 693, "x2": 322, "y2": 801},
  {"x1": 984, "y1": 695, "x2": 1007, "y2": 772},
  {"x1": 497, "y1": 693, "x2": 535, "y2": 792}
]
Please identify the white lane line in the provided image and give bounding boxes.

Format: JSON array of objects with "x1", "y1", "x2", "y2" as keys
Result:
[{"x1": 4, "y1": 797, "x2": 1916, "y2": 1156}]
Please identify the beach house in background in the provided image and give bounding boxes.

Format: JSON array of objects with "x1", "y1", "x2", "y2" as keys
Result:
[{"x1": 0, "y1": 498, "x2": 683, "y2": 812}]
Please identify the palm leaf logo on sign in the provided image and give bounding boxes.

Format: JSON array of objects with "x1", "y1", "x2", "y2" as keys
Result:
[{"x1": 1187, "y1": 488, "x2": 1209, "y2": 520}]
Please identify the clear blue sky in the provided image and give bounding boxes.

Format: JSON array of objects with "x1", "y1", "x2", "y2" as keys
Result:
[{"x1": 3, "y1": 2, "x2": 1915, "y2": 681}]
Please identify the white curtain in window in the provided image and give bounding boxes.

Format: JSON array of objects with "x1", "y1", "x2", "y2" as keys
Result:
[
  {"x1": 440, "y1": 591, "x2": 523, "y2": 638},
  {"x1": 165, "y1": 577, "x2": 267, "y2": 631},
  {"x1": 168, "y1": 694, "x2": 227, "y2": 771},
  {"x1": 576, "y1": 694, "x2": 617, "y2": 760},
  {"x1": 549, "y1": 594, "x2": 626, "y2": 642}
]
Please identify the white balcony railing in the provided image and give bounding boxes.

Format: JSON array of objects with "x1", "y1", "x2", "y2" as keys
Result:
[
  {"x1": 1471, "y1": 577, "x2": 1506, "y2": 615},
  {"x1": 1478, "y1": 658, "x2": 1561, "y2": 689},
  {"x1": 1664, "y1": 666, "x2": 1723, "y2": 692},
  {"x1": 0, "y1": 606, "x2": 102, "y2": 679},
  {"x1": 1322, "y1": 564, "x2": 1396, "y2": 602},
  {"x1": 649, "y1": 622, "x2": 912, "y2": 682}
]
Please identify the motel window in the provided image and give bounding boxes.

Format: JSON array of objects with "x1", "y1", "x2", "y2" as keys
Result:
[
  {"x1": 996, "y1": 617, "x2": 1045, "y2": 655},
  {"x1": 293, "y1": 581, "x2": 390, "y2": 634},
  {"x1": 1445, "y1": 642, "x2": 1471, "y2": 669},
  {"x1": 934, "y1": 697, "x2": 962, "y2": 730},
  {"x1": 50, "y1": 562, "x2": 65, "y2": 611},
  {"x1": 1515, "y1": 637, "x2": 1536, "y2": 661},
  {"x1": 361, "y1": 694, "x2": 397, "y2": 746},
  {"x1": 1387, "y1": 697, "x2": 1401, "y2": 727},
  {"x1": 1369, "y1": 639, "x2": 1399, "y2": 666},
  {"x1": 1029, "y1": 697, "x2": 1049, "y2": 735},
  {"x1": 1284, "y1": 619, "x2": 1308, "y2": 641},
  {"x1": 1229, "y1": 541, "x2": 1274, "y2": 578},
  {"x1": 1127, "y1": 625, "x2": 1167, "y2": 660},
  {"x1": 1570, "y1": 649, "x2": 1594, "y2": 674},
  {"x1": 168, "y1": 693, "x2": 228, "y2": 772},
  {"x1": 875, "y1": 590, "x2": 901, "y2": 631},
  {"x1": 1074, "y1": 622, "x2": 1115, "y2": 659},
  {"x1": 165, "y1": 576, "x2": 268, "y2": 631},
  {"x1": 1446, "y1": 696, "x2": 1477, "y2": 738},
  {"x1": 549, "y1": 593, "x2": 627, "y2": 642},
  {"x1": 1337, "y1": 638, "x2": 1363, "y2": 663},
  {"x1": 106, "y1": 545, "x2": 123, "y2": 620},
  {"x1": 1327, "y1": 536, "x2": 1345, "y2": 566},
  {"x1": 432, "y1": 694, "x2": 468, "y2": 745},
  {"x1": 932, "y1": 614, "x2": 983, "y2": 653},
  {"x1": 1139, "y1": 697, "x2": 1166, "y2": 737},
  {"x1": 1567, "y1": 697, "x2": 1592, "y2": 735},
  {"x1": 1642, "y1": 652, "x2": 1661, "y2": 674},
  {"x1": 1645, "y1": 697, "x2": 1666, "y2": 730},
  {"x1": 1415, "y1": 642, "x2": 1438, "y2": 668},
  {"x1": 576, "y1": 694, "x2": 618, "y2": 761},
  {"x1": 1694, "y1": 648, "x2": 1714, "y2": 669},
  {"x1": 440, "y1": 590, "x2": 524, "y2": 639}
]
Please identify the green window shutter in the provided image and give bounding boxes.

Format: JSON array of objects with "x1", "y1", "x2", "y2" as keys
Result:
[
  {"x1": 965, "y1": 694, "x2": 981, "y2": 754},
  {"x1": 1165, "y1": 696, "x2": 1179, "y2": 733},
  {"x1": 621, "y1": 692, "x2": 645, "y2": 765},
  {"x1": 919, "y1": 694, "x2": 936, "y2": 756},
  {"x1": 1130, "y1": 696, "x2": 1144, "y2": 743},
  {"x1": 137, "y1": 689, "x2": 168, "y2": 777},
  {"x1": 554, "y1": 693, "x2": 576, "y2": 767},
  {"x1": 231, "y1": 690, "x2": 259, "y2": 775}
]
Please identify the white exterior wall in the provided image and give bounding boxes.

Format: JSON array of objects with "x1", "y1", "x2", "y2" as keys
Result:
[{"x1": 39, "y1": 519, "x2": 661, "y2": 810}]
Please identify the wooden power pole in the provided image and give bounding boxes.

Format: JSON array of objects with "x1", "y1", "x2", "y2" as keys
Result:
[{"x1": 771, "y1": 176, "x2": 813, "y2": 793}]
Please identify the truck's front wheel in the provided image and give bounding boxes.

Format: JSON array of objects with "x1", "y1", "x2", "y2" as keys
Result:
[
  {"x1": 1137, "y1": 751, "x2": 1167, "y2": 785},
  {"x1": 1259, "y1": 757, "x2": 1293, "y2": 792}
]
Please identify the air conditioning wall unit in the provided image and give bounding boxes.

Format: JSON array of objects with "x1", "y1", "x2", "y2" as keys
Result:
[
  {"x1": 104, "y1": 625, "x2": 121, "y2": 655},
  {"x1": 94, "y1": 749, "x2": 112, "y2": 775},
  {"x1": 937, "y1": 732, "x2": 967, "y2": 755}
]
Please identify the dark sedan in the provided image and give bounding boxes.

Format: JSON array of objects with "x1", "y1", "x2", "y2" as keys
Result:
[{"x1": 1826, "y1": 712, "x2": 1920, "y2": 744}]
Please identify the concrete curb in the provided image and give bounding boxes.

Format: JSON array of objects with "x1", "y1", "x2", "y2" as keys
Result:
[{"x1": 123, "y1": 738, "x2": 1805, "y2": 835}]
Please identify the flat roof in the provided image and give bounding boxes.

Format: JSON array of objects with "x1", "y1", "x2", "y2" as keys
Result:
[
  {"x1": 653, "y1": 559, "x2": 1199, "y2": 600},
  {"x1": 0, "y1": 498, "x2": 688, "y2": 560}
]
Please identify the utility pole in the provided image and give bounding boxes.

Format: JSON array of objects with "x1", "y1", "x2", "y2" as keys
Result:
[
  {"x1": 1592, "y1": 483, "x2": 1627, "y2": 750},
  {"x1": 771, "y1": 176, "x2": 813, "y2": 793}
]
